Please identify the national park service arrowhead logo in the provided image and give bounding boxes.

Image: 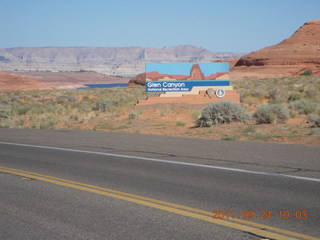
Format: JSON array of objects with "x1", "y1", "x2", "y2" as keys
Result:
[
  {"x1": 216, "y1": 88, "x2": 225, "y2": 98},
  {"x1": 206, "y1": 88, "x2": 214, "y2": 98}
]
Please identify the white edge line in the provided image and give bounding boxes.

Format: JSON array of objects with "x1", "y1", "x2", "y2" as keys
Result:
[{"x1": 1, "y1": 141, "x2": 320, "y2": 183}]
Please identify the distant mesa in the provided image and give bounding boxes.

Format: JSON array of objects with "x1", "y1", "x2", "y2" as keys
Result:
[{"x1": 0, "y1": 45, "x2": 243, "y2": 76}]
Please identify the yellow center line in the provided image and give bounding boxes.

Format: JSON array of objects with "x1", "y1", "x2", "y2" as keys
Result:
[{"x1": 0, "y1": 166, "x2": 318, "y2": 240}]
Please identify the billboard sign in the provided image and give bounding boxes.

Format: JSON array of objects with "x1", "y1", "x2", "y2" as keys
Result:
[{"x1": 145, "y1": 62, "x2": 229, "y2": 92}]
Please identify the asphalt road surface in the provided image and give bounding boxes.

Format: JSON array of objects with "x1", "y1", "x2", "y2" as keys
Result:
[{"x1": 0, "y1": 129, "x2": 319, "y2": 240}]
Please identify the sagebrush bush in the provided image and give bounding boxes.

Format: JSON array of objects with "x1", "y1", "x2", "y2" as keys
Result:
[
  {"x1": 307, "y1": 114, "x2": 317, "y2": 123},
  {"x1": 268, "y1": 88, "x2": 287, "y2": 103},
  {"x1": 287, "y1": 93, "x2": 301, "y2": 102},
  {"x1": 305, "y1": 88, "x2": 317, "y2": 98},
  {"x1": 289, "y1": 100, "x2": 317, "y2": 115},
  {"x1": 128, "y1": 112, "x2": 138, "y2": 119},
  {"x1": 300, "y1": 70, "x2": 312, "y2": 76},
  {"x1": 93, "y1": 99, "x2": 118, "y2": 112},
  {"x1": 253, "y1": 104, "x2": 289, "y2": 124},
  {"x1": 56, "y1": 95, "x2": 77, "y2": 104},
  {"x1": 0, "y1": 108, "x2": 11, "y2": 119},
  {"x1": 157, "y1": 105, "x2": 172, "y2": 117},
  {"x1": 196, "y1": 101, "x2": 250, "y2": 127},
  {"x1": 17, "y1": 107, "x2": 30, "y2": 115}
]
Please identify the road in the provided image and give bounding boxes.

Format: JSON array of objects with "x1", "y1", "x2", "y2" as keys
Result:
[{"x1": 0, "y1": 128, "x2": 319, "y2": 239}]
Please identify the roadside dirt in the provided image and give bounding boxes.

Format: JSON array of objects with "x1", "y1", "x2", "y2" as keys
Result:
[{"x1": 90, "y1": 104, "x2": 320, "y2": 146}]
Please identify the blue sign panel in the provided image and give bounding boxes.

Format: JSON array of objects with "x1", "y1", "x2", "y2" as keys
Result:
[
  {"x1": 146, "y1": 80, "x2": 230, "y2": 92},
  {"x1": 145, "y1": 62, "x2": 229, "y2": 93}
]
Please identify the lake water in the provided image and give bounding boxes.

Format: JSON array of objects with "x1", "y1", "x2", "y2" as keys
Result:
[{"x1": 79, "y1": 83, "x2": 128, "y2": 89}]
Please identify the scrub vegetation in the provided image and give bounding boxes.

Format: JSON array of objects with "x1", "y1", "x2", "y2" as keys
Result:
[
  {"x1": 0, "y1": 75, "x2": 319, "y2": 145},
  {"x1": 196, "y1": 101, "x2": 250, "y2": 127},
  {"x1": 0, "y1": 87, "x2": 151, "y2": 130}
]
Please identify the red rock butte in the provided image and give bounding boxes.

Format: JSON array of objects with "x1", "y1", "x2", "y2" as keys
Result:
[{"x1": 232, "y1": 19, "x2": 320, "y2": 79}]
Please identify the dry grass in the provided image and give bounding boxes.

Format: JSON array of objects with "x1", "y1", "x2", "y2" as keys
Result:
[{"x1": 0, "y1": 76, "x2": 319, "y2": 145}]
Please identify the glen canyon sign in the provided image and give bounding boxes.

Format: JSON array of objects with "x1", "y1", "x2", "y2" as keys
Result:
[{"x1": 138, "y1": 62, "x2": 240, "y2": 105}]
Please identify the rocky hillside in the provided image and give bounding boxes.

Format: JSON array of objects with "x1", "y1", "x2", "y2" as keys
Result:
[
  {"x1": 232, "y1": 19, "x2": 320, "y2": 79},
  {"x1": 0, "y1": 45, "x2": 243, "y2": 77}
]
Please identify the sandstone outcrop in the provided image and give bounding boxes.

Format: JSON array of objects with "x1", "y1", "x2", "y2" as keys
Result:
[
  {"x1": 128, "y1": 73, "x2": 146, "y2": 86},
  {"x1": 232, "y1": 19, "x2": 320, "y2": 79}
]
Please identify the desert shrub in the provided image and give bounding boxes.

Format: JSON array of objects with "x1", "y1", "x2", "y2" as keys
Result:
[
  {"x1": 40, "y1": 122, "x2": 55, "y2": 129},
  {"x1": 287, "y1": 93, "x2": 301, "y2": 102},
  {"x1": 252, "y1": 88, "x2": 266, "y2": 98},
  {"x1": 192, "y1": 110, "x2": 200, "y2": 120},
  {"x1": 0, "y1": 109, "x2": 11, "y2": 119},
  {"x1": 93, "y1": 99, "x2": 118, "y2": 112},
  {"x1": 176, "y1": 121, "x2": 186, "y2": 127},
  {"x1": 307, "y1": 114, "x2": 317, "y2": 123},
  {"x1": 268, "y1": 88, "x2": 287, "y2": 103},
  {"x1": 253, "y1": 104, "x2": 289, "y2": 124},
  {"x1": 9, "y1": 95, "x2": 20, "y2": 103},
  {"x1": 221, "y1": 136, "x2": 236, "y2": 141},
  {"x1": 300, "y1": 70, "x2": 312, "y2": 76},
  {"x1": 157, "y1": 105, "x2": 172, "y2": 117},
  {"x1": 0, "y1": 99, "x2": 9, "y2": 104},
  {"x1": 315, "y1": 119, "x2": 320, "y2": 128},
  {"x1": 37, "y1": 98, "x2": 48, "y2": 103},
  {"x1": 289, "y1": 100, "x2": 317, "y2": 115},
  {"x1": 77, "y1": 103, "x2": 91, "y2": 113},
  {"x1": 128, "y1": 112, "x2": 138, "y2": 119},
  {"x1": 56, "y1": 95, "x2": 77, "y2": 104},
  {"x1": 196, "y1": 101, "x2": 250, "y2": 127},
  {"x1": 305, "y1": 88, "x2": 317, "y2": 98},
  {"x1": 82, "y1": 95, "x2": 90, "y2": 101},
  {"x1": 289, "y1": 108, "x2": 299, "y2": 118},
  {"x1": 17, "y1": 107, "x2": 30, "y2": 115},
  {"x1": 241, "y1": 95, "x2": 260, "y2": 106}
]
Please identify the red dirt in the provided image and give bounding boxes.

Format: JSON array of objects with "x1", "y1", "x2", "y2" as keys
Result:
[
  {"x1": 0, "y1": 72, "x2": 51, "y2": 91},
  {"x1": 97, "y1": 104, "x2": 320, "y2": 146},
  {"x1": 0, "y1": 71, "x2": 128, "y2": 91}
]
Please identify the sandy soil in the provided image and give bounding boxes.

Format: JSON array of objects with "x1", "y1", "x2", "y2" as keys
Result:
[
  {"x1": 81, "y1": 104, "x2": 320, "y2": 146},
  {"x1": 0, "y1": 71, "x2": 129, "y2": 91}
]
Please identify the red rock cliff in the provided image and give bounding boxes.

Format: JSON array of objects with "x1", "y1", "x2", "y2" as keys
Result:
[{"x1": 233, "y1": 19, "x2": 320, "y2": 77}]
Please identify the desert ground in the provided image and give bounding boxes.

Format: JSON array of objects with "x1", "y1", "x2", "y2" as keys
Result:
[
  {"x1": 1, "y1": 75, "x2": 319, "y2": 146},
  {"x1": 0, "y1": 71, "x2": 128, "y2": 91}
]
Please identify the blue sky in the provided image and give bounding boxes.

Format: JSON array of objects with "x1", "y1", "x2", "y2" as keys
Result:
[
  {"x1": 146, "y1": 63, "x2": 229, "y2": 76},
  {"x1": 1, "y1": 0, "x2": 319, "y2": 53}
]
